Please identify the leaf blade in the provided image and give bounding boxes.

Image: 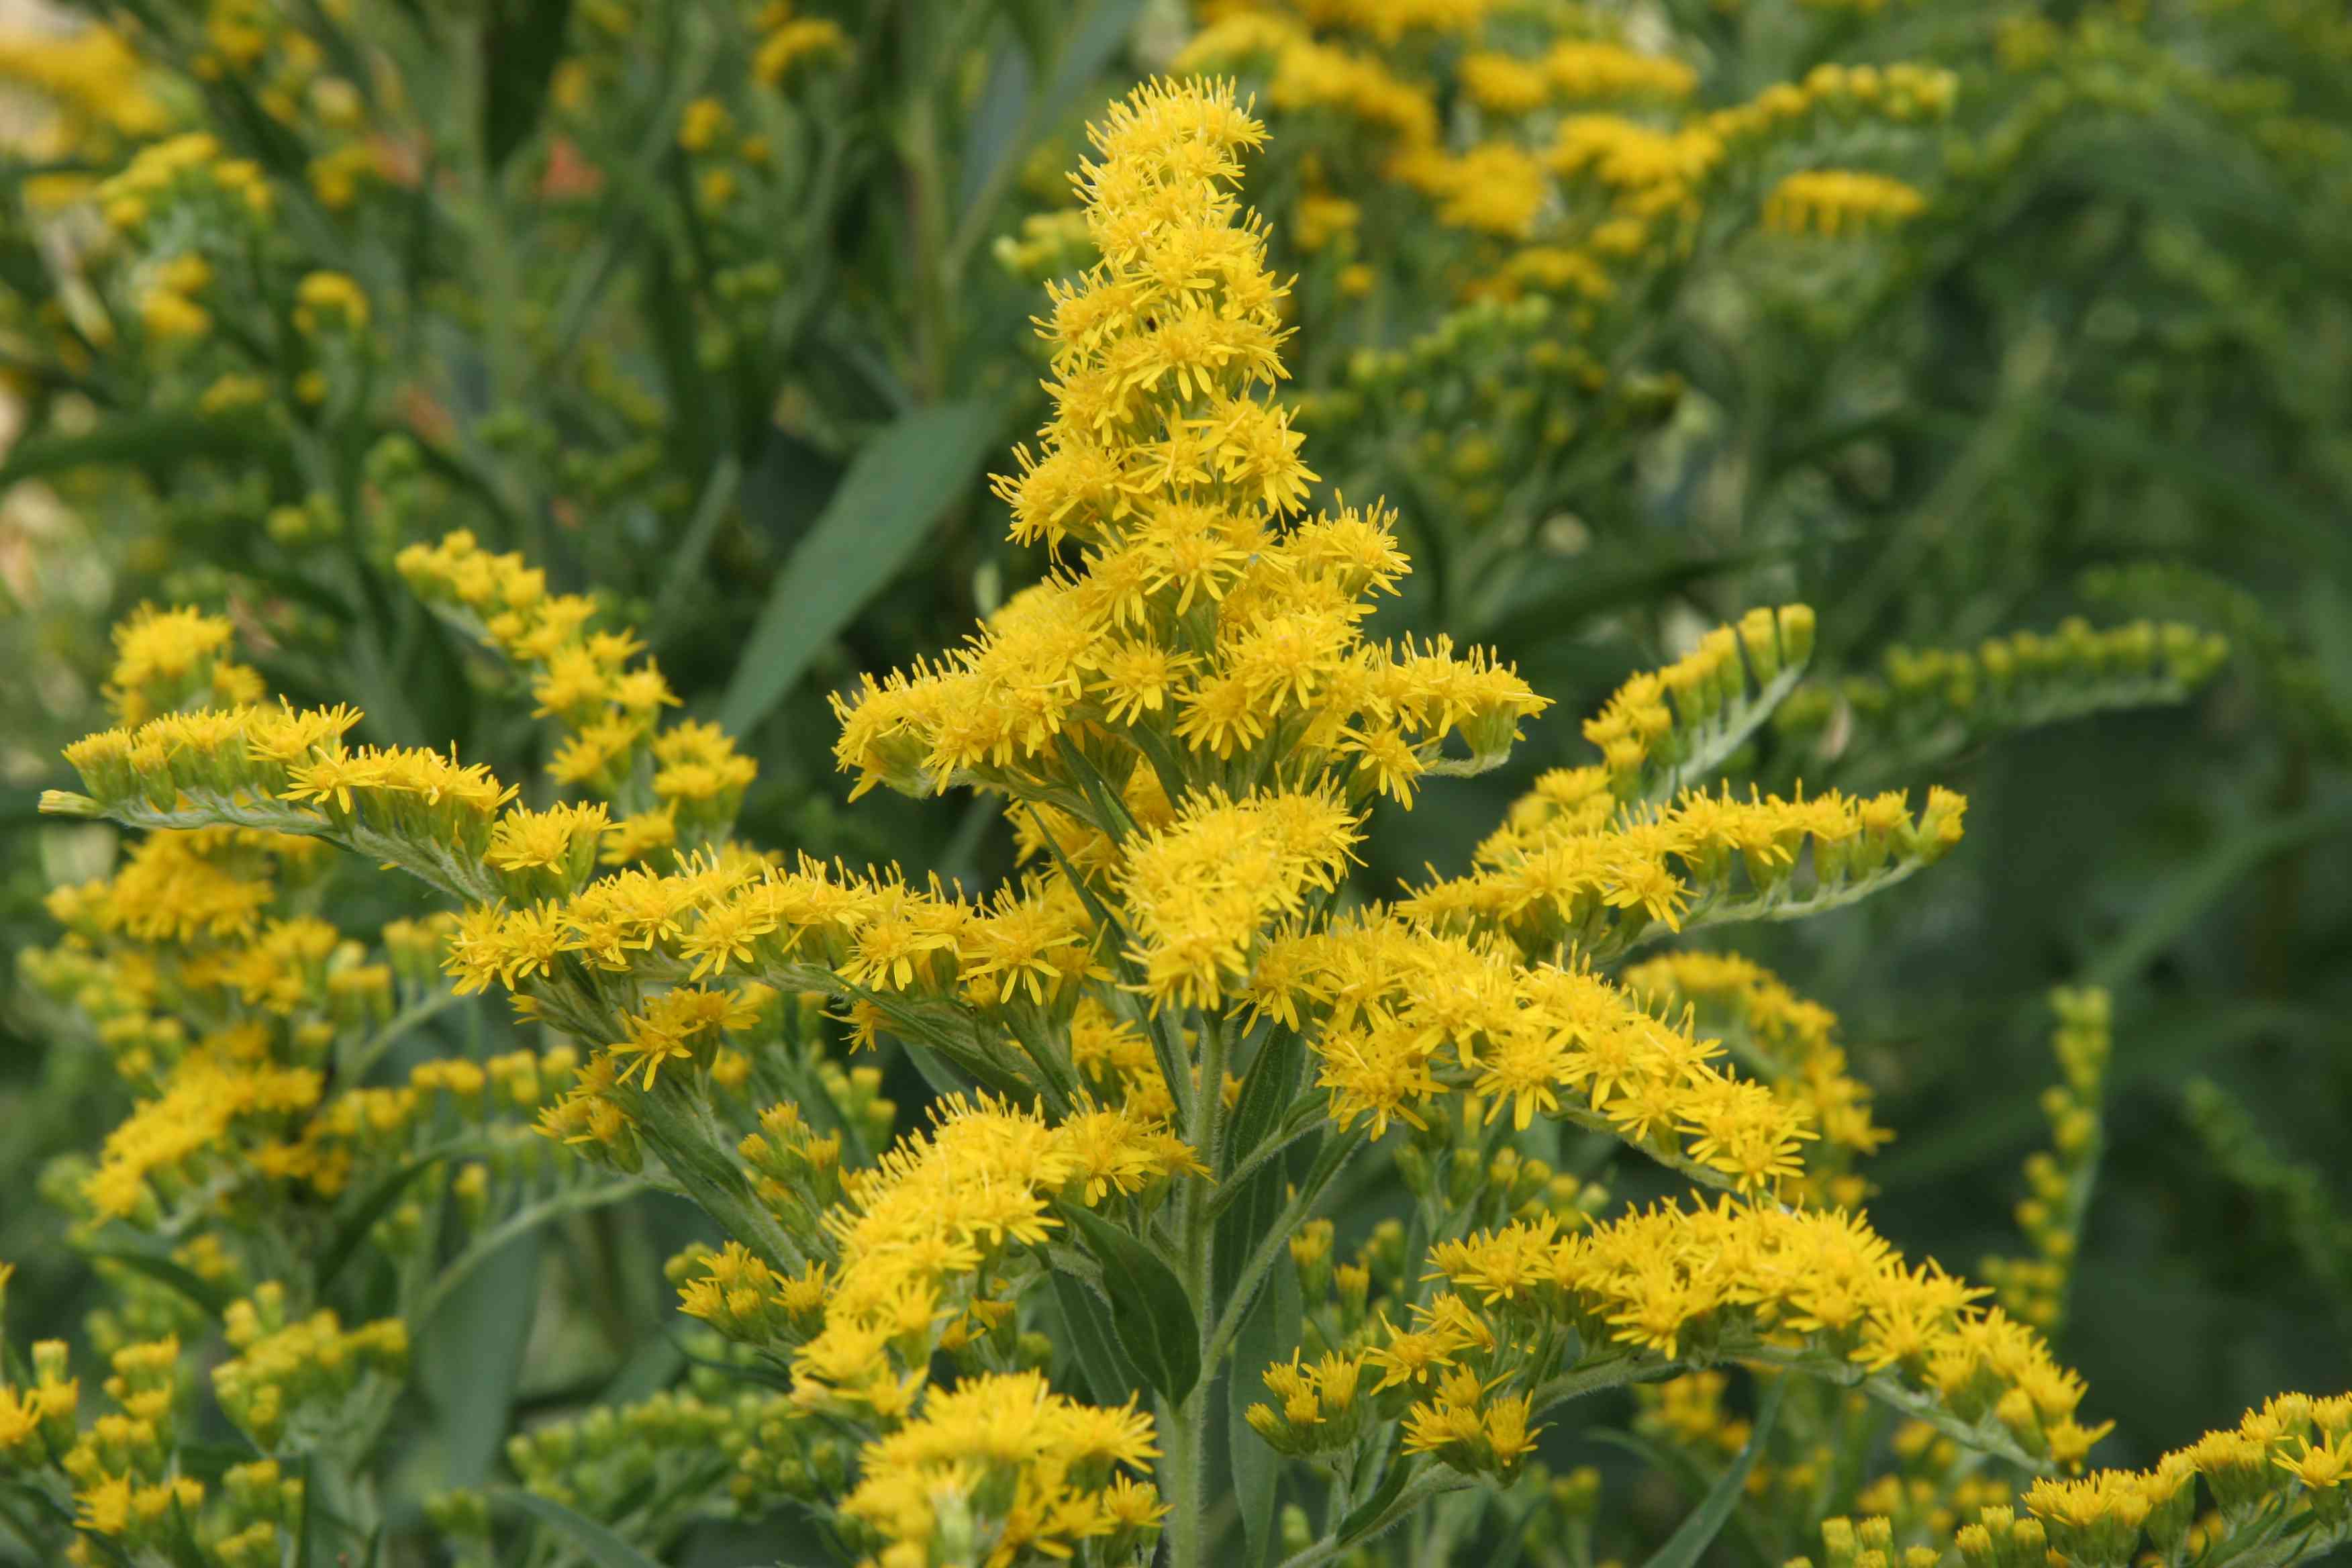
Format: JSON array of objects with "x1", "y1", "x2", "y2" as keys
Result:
[
  {"x1": 1059, "y1": 1204, "x2": 1201, "y2": 1404},
  {"x1": 1638, "y1": 1373, "x2": 1787, "y2": 1568},
  {"x1": 481, "y1": 0, "x2": 577, "y2": 170},
  {"x1": 716, "y1": 399, "x2": 999, "y2": 739},
  {"x1": 1214, "y1": 1030, "x2": 1304, "y2": 1308},
  {"x1": 1229, "y1": 1259, "x2": 1300, "y2": 1568},
  {"x1": 1050, "y1": 1267, "x2": 1148, "y2": 1408},
  {"x1": 496, "y1": 1487, "x2": 667, "y2": 1568}
]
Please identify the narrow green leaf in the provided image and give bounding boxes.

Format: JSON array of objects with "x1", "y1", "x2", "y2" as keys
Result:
[
  {"x1": 82, "y1": 1246, "x2": 233, "y2": 1316},
  {"x1": 993, "y1": 0, "x2": 1058, "y2": 75},
  {"x1": 1050, "y1": 1267, "x2": 1148, "y2": 1408},
  {"x1": 1059, "y1": 1204, "x2": 1201, "y2": 1404},
  {"x1": 950, "y1": 0, "x2": 1145, "y2": 266},
  {"x1": 1587, "y1": 1429, "x2": 1770, "y2": 1568},
  {"x1": 497, "y1": 1487, "x2": 667, "y2": 1568},
  {"x1": 1336, "y1": 1453, "x2": 1412, "y2": 1541},
  {"x1": 315, "y1": 1148, "x2": 450, "y2": 1291},
  {"x1": 1638, "y1": 1373, "x2": 1787, "y2": 1568},
  {"x1": 1224, "y1": 1031, "x2": 1303, "y2": 1172},
  {"x1": 481, "y1": 0, "x2": 577, "y2": 170},
  {"x1": 2086, "y1": 802, "x2": 2352, "y2": 989},
  {"x1": 1230, "y1": 1261, "x2": 1300, "y2": 1568},
  {"x1": 294, "y1": 1453, "x2": 318, "y2": 1568},
  {"x1": 1214, "y1": 1031, "x2": 1304, "y2": 1306},
  {"x1": 0, "y1": 411, "x2": 266, "y2": 489},
  {"x1": 717, "y1": 399, "x2": 999, "y2": 738}
]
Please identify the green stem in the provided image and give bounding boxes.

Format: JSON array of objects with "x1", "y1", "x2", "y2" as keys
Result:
[
  {"x1": 1527, "y1": 1356, "x2": 1664, "y2": 1416},
  {"x1": 1275, "y1": 1467, "x2": 1469, "y2": 1568},
  {"x1": 1169, "y1": 1009, "x2": 1235, "y2": 1568}
]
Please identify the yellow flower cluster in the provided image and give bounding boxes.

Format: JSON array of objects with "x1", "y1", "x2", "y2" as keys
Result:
[
  {"x1": 211, "y1": 1285, "x2": 407, "y2": 1447},
  {"x1": 749, "y1": 1, "x2": 849, "y2": 83},
  {"x1": 1412, "y1": 1197, "x2": 2110, "y2": 1469},
  {"x1": 97, "y1": 130, "x2": 273, "y2": 234},
  {"x1": 662, "y1": 1092, "x2": 1190, "y2": 1564},
  {"x1": 3, "y1": 1324, "x2": 307, "y2": 1563},
  {"x1": 1982, "y1": 989, "x2": 2111, "y2": 1331},
  {"x1": 1246, "y1": 1349, "x2": 1374, "y2": 1455},
  {"x1": 1253, "y1": 911, "x2": 1813, "y2": 1194},
  {"x1": 835, "y1": 79, "x2": 1543, "y2": 808},
  {"x1": 101, "y1": 604, "x2": 265, "y2": 726},
  {"x1": 400, "y1": 530, "x2": 756, "y2": 854},
  {"x1": 0, "y1": 1300, "x2": 81, "y2": 1466},
  {"x1": 1620, "y1": 950, "x2": 1887, "y2": 1205},
  {"x1": 30, "y1": 69, "x2": 2299, "y2": 1568},
  {"x1": 25, "y1": 775, "x2": 587, "y2": 1232},
  {"x1": 1796, "y1": 1393, "x2": 2352, "y2": 1568},
  {"x1": 1116, "y1": 787, "x2": 1359, "y2": 1009},
  {"x1": 1411, "y1": 769, "x2": 1967, "y2": 962},
  {"x1": 841, "y1": 1371, "x2": 1165, "y2": 1568},
  {"x1": 1588, "y1": 608, "x2": 1818, "y2": 797},
  {"x1": 0, "y1": 23, "x2": 168, "y2": 149},
  {"x1": 688, "y1": 1094, "x2": 1193, "y2": 1419},
  {"x1": 2020, "y1": 1393, "x2": 2351, "y2": 1562},
  {"x1": 1763, "y1": 170, "x2": 1930, "y2": 235},
  {"x1": 1180, "y1": 6, "x2": 1957, "y2": 293}
]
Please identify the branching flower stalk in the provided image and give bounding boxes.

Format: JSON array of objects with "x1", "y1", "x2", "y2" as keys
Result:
[{"x1": 21, "y1": 74, "x2": 2347, "y2": 1568}]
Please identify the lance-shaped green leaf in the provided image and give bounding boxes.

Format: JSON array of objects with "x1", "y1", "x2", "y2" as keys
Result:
[
  {"x1": 1059, "y1": 1203, "x2": 1200, "y2": 1404},
  {"x1": 1638, "y1": 1373, "x2": 1787, "y2": 1568},
  {"x1": 718, "y1": 399, "x2": 1000, "y2": 740}
]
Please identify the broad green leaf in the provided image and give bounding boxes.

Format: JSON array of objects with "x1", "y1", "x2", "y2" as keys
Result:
[
  {"x1": 1229, "y1": 1260, "x2": 1300, "y2": 1568},
  {"x1": 1638, "y1": 1373, "x2": 1787, "y2": 1568},
  {"x1": 1059, "y1": 1204, "x2": 1201, "y2": 1404},
  {"x1": 497, "y1": 1487, "x2": 667, "y2": 1568},
  {"x1": 717, "y1": 399, "x2": 999, "y2": 739},
  {"x1": 481, "y1": 0, "x2": 577, "y2": 170},
  {"x1": 1050, "y1": 1267, "x2": 1149, "y2": 1408},
  {"x1": 420, "y1": 1230, "x2": 542, "y2": 1487}
]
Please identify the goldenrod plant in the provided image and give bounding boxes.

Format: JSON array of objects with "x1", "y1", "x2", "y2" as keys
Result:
[{"x1": 9, "y1": 81, "x2": 2347, "y2": 1568}]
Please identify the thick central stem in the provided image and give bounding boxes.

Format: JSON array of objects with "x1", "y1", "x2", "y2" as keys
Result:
[{"x1": 1166, "y1": 1008, "x2": 1234, "y2": 1568}]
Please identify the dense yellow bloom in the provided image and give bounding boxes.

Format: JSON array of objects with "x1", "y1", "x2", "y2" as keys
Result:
[
  {"x1": 101, "y1": 605, "x2": 264, "y2": 724},
  {"x1": 773, "y1": 1093, "x2": 1195, "y2": 1418},
  {"x1": 842, "y1": 1371, "x2": 1163, "y2": 1567},
  {"x1": 26, "y1": 62, "x2": 2314, "y2": 1568},
  {"x1": 1253, "y1": 910, "x2": 1814, "y2": 1192},
  {"x1": 837, "y1": 79, "x2": 1540, "y2": 815},
  {"x1": 1764, "y1": 169, "x2": 1929, "y2": 234},
  {"x1": 0, "y1": 25, "x2": 169, "y2": 138},
  {"x1": 401, "y1": 530, "x2": 744, "y2": 827},
  {"x1": 1416, "y1": 1197, "x2": 2109, "y2": 1467},
  {"x1": 1622, "y1": 950, "x2": 1887, "y2": 1202}
]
